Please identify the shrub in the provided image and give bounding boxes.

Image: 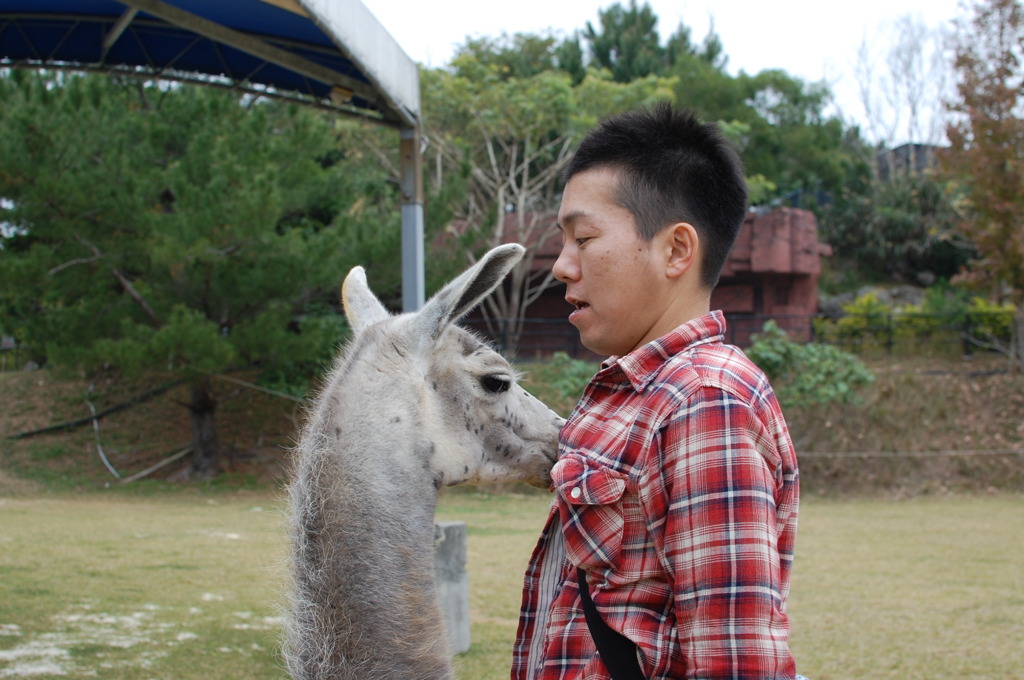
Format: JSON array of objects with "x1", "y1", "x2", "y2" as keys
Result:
[
  {"x1": 747, "y1": 320, "x2": 875, "y2": 408},
  {"x1": 545, "y1": 351, "x2": 599, "y2": 402},
  {"x1": 521, "y1": 352, "x2": 600, "y2": 416},
  {"x1": 813, "y1": 288, "x2": 1018, "y2": 356},
  {"x1": 834, "y1": 292, "x2": 893, "y2": 348},
  {"x1": 966, "y1": 297, "x2": 1016, "y2": 343},
  {"x1": 890, "y1": 285, "x2": 964, "y2": 340}
]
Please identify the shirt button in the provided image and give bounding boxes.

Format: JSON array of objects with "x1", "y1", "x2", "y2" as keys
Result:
[{"x1": 570, "y1": 487, "x2": 582, "y2": 500}]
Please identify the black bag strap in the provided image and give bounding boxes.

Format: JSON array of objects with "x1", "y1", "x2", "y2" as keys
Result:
[{"x1": 576, "y1": 567, "x2": 645, "y2": 680}]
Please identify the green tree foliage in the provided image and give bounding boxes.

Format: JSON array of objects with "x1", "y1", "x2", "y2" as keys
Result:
[
  {"x1": 736, "y1": 70, "x2": 862, "y2": 208},
  {"x1": 668, "y1": 47, "x2": 744, "y2": 120},
  {"x1": 449, "y1": 32, "x2": 563, "y2": 79},
  {"x1": 555, "y1": 34, "x2": 588, "y2": 85},
  {"x1": 821, "y1": 172, "x2": 973, "y2": 281},
  {"x1": 0, "y1": 72, "x2": 396, "y2": 477},
  {"x1": 583, "y1": 1, "x2": 726, "y2": 83},
  {"x1": 584, "y1": 0, "x2": 667, "y2": 82}
]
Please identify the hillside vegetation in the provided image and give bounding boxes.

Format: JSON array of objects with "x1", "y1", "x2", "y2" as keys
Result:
[{"x1": 1, "y1": 353, "x2": 1021, "y2": 496}]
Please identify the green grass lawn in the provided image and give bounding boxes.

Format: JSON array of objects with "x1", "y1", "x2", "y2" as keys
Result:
[
  {"x1": 1, "y1": 489, "x2": 1021, "y2": 679},
  {"x1": 0, "y1": 490, "x2": 290, "y2": 680},
  {"x1": 789, "y1": 495, "x2": 1024, "y2": 680}
]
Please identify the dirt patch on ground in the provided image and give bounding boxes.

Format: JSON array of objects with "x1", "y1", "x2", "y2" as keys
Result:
[{"x1": 1, "y1": 354, "x2": 1022, "y2": 496}]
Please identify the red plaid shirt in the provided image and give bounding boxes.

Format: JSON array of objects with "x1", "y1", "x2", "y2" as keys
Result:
[{"x1": 512, "y1": 312, "x2": 799, "y2": 680}]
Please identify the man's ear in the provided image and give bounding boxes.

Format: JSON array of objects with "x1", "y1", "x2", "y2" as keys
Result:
[{"x1": 664, "y1": 222, "x2": 699, "y2": 279}]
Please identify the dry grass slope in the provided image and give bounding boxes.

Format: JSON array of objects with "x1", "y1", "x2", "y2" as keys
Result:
[{"x1": 786, "y1": 355, "x2": 1024, "y2": 495}]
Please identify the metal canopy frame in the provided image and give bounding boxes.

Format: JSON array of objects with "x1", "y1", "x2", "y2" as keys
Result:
[{"x1": 0, "y1": 0, "x2": 425, "y2": 310}]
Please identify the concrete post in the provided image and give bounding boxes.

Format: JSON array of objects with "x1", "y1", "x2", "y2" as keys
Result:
[{"x1": 434, "y1": 521, "x2": 470, "y2": 654}]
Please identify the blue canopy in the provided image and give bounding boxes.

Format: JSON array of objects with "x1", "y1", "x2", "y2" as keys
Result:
[{"x1": 0, "y1": 0, "x2": 419, "y2": 126}]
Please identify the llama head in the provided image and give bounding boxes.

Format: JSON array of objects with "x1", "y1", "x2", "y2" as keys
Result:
[{"x1": 340, "y1": 244, "x2": 563, "y2": 488}]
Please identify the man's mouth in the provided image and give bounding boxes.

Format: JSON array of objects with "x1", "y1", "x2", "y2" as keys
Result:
[
  {"x1": 567, "y1": 297, "x2": 589, "y2": 323},
  {"x1": 566, "y1": 295, "x2": 589, "y2": 311}
]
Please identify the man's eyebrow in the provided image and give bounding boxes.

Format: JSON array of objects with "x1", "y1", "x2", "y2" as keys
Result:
[{"x1": 557, "y1": 211, "x2": 586, "y2": 230}]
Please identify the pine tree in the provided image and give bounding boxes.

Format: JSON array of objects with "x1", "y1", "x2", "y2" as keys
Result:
[{"x1": 0, "y1": 72, "x2": 399, "y2": 477}]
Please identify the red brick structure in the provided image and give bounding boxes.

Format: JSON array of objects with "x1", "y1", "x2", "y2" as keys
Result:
[
  {"x1": 465, "y1": 207, "x2": 831, "y2": 356},
  {"x1": 712, "y1": 207, "x2": 832, "y2": 346}
]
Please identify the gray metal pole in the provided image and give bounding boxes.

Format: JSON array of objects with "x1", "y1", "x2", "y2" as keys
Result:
[{"x1": 400, "y1": 125, "x2": 425, "y2": 312}]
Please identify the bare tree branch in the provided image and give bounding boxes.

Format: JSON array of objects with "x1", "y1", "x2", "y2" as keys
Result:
[
  {"x1": 48, "y1": 254, "x2": 102, "y2": 275},
  {"x1": 70, "y1": 233, "x2": 164, "y2": 328}
]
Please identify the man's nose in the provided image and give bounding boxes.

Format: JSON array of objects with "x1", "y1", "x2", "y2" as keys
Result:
[{"x1": 552, "y1": 244, "x2": 579, "y2": 283}]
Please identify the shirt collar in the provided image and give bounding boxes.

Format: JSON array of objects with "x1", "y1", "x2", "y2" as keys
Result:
[{"x1": 598, "y1": 311, "x2": 727, "y2": 392}]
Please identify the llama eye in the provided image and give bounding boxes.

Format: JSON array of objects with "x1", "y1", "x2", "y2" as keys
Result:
[{"x1": 481, "y1": 375, "x2": 512, "y2": 394}]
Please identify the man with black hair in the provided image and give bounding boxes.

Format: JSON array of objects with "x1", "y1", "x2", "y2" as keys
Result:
[{"x1": 513, "y1": 104, "x2": 801, "y2": 680}]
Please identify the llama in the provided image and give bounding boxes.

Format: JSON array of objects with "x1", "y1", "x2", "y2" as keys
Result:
[{"x1": 285, "y1": 244, "x2": 564, "y2": 680}]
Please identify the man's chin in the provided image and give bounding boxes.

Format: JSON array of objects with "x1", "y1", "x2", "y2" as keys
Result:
[{"x1": 577, "y1": 332, "x2": 611, "y2": 357}]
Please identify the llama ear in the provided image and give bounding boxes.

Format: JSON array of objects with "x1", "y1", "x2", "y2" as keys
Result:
[
  {"x1": 413, "y1": 243, "x2": 525, "y2": 342},
  {"x1": 341, "y1": 266, "x2": 391, "y2": 334}
]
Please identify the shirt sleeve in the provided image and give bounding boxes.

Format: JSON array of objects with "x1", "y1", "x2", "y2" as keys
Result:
[{"x1": 641, "y1": 385, "x2": 794, "y2": 679}]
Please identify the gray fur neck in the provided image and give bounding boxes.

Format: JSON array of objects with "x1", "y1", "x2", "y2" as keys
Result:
[{"x1": 286, "y1": 338, "x2": 452, "y2": 680}]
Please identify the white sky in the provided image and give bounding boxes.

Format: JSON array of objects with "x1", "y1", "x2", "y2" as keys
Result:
[{"x1": 363, "y1": 0, "x2": 965, "y2": 144}]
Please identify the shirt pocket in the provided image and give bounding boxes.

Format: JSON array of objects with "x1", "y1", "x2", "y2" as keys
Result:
[{"x1": 552, "y1": 454, "x2": 628, "y2": 572}]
